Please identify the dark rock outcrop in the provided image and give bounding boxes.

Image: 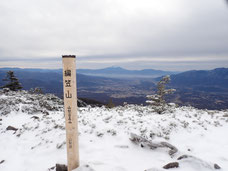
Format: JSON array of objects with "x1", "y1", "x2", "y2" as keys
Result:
[
  {"x1": 6, "y1": 126, "x2": 18, "y2": 131},
  {"x1": 31, "y1": 116, "x2": 40, "y2": 120},
  {"x1": 56, "y1": 164, "x2": 67, "y2": 171},
  {"x1": 214, "y1": 164, "x2": 221, "y2": 170},
  {"x1": 177, "y1": 155, "x2": 189, "y2": 160},
  {"x1": 163, "y1": 162, "x2": 179, "y2": 169}
]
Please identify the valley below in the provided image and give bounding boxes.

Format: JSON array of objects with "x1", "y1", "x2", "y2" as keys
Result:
[{"x1": 0, "y1": 67, "x2": 228, "y2": 110}]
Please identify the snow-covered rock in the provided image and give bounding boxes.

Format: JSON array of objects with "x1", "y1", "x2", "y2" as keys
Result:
[{"x1": 0, "y1": 90, "x2": 228, "y2": 171}]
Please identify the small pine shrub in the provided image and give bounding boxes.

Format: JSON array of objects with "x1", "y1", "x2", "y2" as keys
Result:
[
  {"x1": 1, "y1": 71, "x2": 22, "y2": 91},
  {"x1": 146, "y1": 75, "x2": 176, "y2": 114}
]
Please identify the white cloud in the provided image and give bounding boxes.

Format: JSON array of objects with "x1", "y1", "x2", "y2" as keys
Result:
[{"x1": 0, "y1": 0, "x2": 228, "y2": 70}]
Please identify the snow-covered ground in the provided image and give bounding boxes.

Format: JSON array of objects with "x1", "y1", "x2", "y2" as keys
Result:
[{"x1": 0, "y1": 90, "x2": 228, "y2": 171}]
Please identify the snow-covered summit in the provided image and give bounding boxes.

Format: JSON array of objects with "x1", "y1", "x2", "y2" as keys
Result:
[{"x1": 0, "y1": 90, "x2": 228, "y2": 171}]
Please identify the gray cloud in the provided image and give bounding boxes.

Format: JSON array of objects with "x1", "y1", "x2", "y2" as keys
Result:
[{"x1": 0, "y1": 0, "x2": 228, "y2": 70}]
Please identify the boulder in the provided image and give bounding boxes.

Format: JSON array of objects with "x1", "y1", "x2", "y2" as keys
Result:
[
  {"x1": 56, "y1": 164, "x2": 67, "y2": 171},
  {"x1": 6, "y1": 126, "x2": 18, "y2": 131},
  {"x1": 31, "y1": 116, "x2": 40, "y2": 120},
  {"x1": 177, "y1": 154, "x2": 221, "y2": 170},
  {"x1": 214, "y1": 164, "x2": 221, "y2": 170},
  {"x1": 177, "y1": 155, "x2": 189, "y2": 160},
  {"x1": 163, "y1": 162, "x2": 179, "y2": 169}
]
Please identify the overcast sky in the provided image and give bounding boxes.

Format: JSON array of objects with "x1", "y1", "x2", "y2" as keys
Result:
[{"x1": 0, "y1": 0, "x2": 228, "y2": 71}]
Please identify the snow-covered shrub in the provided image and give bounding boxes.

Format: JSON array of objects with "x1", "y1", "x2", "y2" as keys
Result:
[
  {"x1": 146, "y1": 75, "x2": 176, "y2": 114},
  {"x1": 106, "y1": 98, "x2": 115, "y2": 108},
  {"x1": 29, "y1": 87, "x2": 44, "y2": 94}
]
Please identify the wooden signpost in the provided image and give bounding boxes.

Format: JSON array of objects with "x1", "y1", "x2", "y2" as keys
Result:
[{"x1": 62, "y1": 55, "x2": 79, "y2": 171}]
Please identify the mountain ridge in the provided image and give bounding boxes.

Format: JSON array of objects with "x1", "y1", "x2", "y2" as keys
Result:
[{"x1": 77, "y1": 66, "x2": 179, "y2": 78}]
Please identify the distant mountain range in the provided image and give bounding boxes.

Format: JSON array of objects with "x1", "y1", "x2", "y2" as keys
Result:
[
  {"x1": 77, "y1": 66, "x2": 179, "y2": 78},
  {"x1": 170, "y1": 68, "x2": 228, "y2": 90},
  {"x1": 166, "y1": 68, "x2": 228, "y2": 109},
  {"x1": 0, "y1": 67, "x2": 228, "y2": 109}
]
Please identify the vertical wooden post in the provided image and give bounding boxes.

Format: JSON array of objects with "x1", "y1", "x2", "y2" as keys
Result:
[{"x1": 62, "y1": 55, "x2": 79, "y2": 171}]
